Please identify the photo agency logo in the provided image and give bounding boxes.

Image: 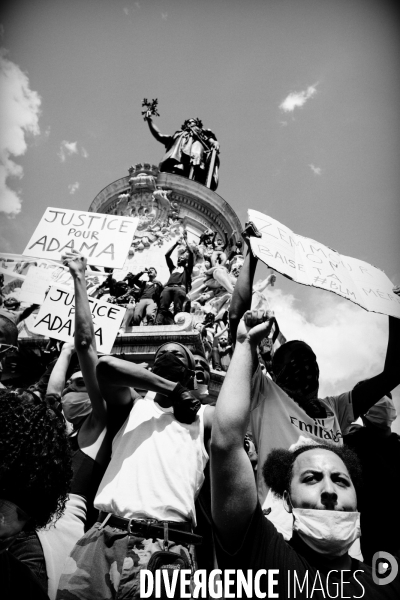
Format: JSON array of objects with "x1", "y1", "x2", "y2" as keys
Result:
[{"x1": 372, "y1": 552, "x2": 398, "y2": 586}]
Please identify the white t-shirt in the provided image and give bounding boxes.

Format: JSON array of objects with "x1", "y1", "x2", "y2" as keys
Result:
[
  {"x1": 94, "y1": 392, "x2": 208, "y2": 525},
  {"x1": 250, "y1": 365, "x2": 355, "y2": 541}
]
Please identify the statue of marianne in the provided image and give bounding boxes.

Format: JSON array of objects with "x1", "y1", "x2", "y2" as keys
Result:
[{"x1": 144, "y1": 110, "x2": 220, "y2": 190}]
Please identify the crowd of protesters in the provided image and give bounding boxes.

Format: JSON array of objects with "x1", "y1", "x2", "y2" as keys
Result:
[{"x1": 1, "y1": 222, "x2": 399, "y2": 599}]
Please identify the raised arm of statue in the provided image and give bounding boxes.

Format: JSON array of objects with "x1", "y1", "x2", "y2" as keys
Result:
[{"x1": 144, "y1": 110, "x2": 170, "y2": 145}]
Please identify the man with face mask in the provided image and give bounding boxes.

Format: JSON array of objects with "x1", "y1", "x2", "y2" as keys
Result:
[
  {"x1": 229, "y1": 224, "x2": 400, "y2": 545},
  {"x1": 57, "y1": 342, "x2": 215, "y2": 600},
  {"x1": 210, "y1": 312, "x2": 399, "y2": 599}
]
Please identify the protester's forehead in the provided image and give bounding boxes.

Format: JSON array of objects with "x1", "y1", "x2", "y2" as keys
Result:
[
  {"x1": 279, "y1": 341, "x2": 316, "y2": 364},
  {"x1": 70, "y1": 371, "x2": 83, "y2": 381},
  {"x1": 157, "y1": 343, "x2": 188, "y2": 363},
  {"x1": 69, "y1": 371, "x2": 84, "y2": 382},
  {"x1": 293, "y1": 448, "x2": 349, "y2": 477}
]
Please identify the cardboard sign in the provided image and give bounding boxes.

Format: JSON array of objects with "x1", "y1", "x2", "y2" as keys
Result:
[
  {"x1": 19, "y1": 266, "x2": 65, "y2": 304},
  {"x1": 23, "y1": 208, "x2": 138, "y2": 268},
  {"x1": 248, "y1": 209, "x2": 400, "y2": 319},
  {"x1": 32, "y1": 285, "x2": 125, "y2": 353},
  {"x1": 19, "y1": 263, "x2": 108, "y2": 305}
]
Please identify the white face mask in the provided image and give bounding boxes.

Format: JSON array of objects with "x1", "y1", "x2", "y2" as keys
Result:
[
  {"x1": 292, "y1": 508, "x2": 361, "y2": 556},
  {"x1": 61, "y1": 391, "x2": 92, "y2": 424}
]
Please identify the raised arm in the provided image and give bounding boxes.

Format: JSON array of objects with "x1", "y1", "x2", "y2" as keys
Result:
[
  {"x1": 352, "y1": 297, "x2": 400, "y2": 418},
  {"x1": 46, "y1": 342, "x2": 75, "y2": 396},
  {"x1": 62, "y1": 250, "x2": 106, "y2": 425},
  {"x1": 145, "y1": 112, "x2": 170, "y2": 144},
  {"x1": 96, "y1": 356, "x2": 191, "y2": 430},
  {"x1": 165, "y1": 241, "x2": 179, "y2": 272},
  {"x1": 185, "y1": 237, "x2": 194, "y2": 276},
  {"x1": 229, "y1": 224, "x2": 260, "y2": 344},
  {"x1": 15, "y1": 303, "x2": 39, "y2": 325},
  {"x1": 211, "y1": 310, "x2": 273, "y2": 549}
]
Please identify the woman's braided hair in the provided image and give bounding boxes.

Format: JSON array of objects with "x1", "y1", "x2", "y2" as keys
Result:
[{"x1": 0, "y1": 388, "x2": 72, "y2": 530}]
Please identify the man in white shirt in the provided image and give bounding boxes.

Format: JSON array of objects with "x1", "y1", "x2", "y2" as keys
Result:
[{"x1": 57, "y1": 343, "x2": 214, "y2": 600}]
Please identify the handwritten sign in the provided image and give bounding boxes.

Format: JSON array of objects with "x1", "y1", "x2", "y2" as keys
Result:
[
  {"x1": 32, "y1": 285, "x2": 125, "y2": 353},
  {"x1": 23, "y1": 208, "x2": 138, "y2": 268},
  {"x1": 248, "y1": 209, "x2": 400, "y2": 319}
]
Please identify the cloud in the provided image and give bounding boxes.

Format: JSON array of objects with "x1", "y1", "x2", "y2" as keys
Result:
[
  {"x1": 280, "y1": 84, "x2": 317, "y2": 113},
  {"x1": 68, "y1": 182, "x2": 80, "y2": 195},
  {"x1": 123, "y1": 7, "x2": 129, "y2": 15},
  {"x1": 58, "y1": 140, "x2": 88, "y2": 162},
  {"x1": 161, "y1": 12, "x2": 168, "y2": 20},
  {"x1": 0, "y1": 50, "x2": 41, "y2": 216},
  {"x1": 260, "y1": 285, "x2": 388, "y2": 398},
  {"x1": 58, "y1": 140, "x2": 78, "y2": 162},
  {"x1": 309, "y1": 164, "x2": 322, "y2": 175}
]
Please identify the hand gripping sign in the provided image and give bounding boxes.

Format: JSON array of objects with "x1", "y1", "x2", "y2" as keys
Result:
[
  {"x1": 24, "y1": 208, "x2": 139, "y2": 269},
  {"x1": 32, "y1": 285, "x2": 125, "y2": 354},
  {"x1": 248, "y1": 209, "x2": 400, "y2": 319}
]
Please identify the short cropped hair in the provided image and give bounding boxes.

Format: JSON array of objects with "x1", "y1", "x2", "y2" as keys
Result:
[
  {"x1": 262, "y1": 443, "x2": 362, "y2": 499},
  {"x1": 271, "y1": 340, "x2": 315, "y2": 373}
]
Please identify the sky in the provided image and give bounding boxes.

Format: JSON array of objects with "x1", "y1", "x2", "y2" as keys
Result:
[{"x1": 1, "y1": 0, "x2": 400, "y2": 429}]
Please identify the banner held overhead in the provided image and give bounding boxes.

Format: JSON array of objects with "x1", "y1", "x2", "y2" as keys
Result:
[{"x1": 248, "y1": 209, "x2": 400, "y2": 319}]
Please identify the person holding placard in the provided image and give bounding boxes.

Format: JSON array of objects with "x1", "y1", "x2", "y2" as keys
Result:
[
  {"x1": 229, "y1": 223, "x2": 400, "y2": 545},
  {"x1": 56, "y1": 268, "x2": 215, "y2": 599},
  {"x1": 16, "y1": 249, "x2": 113, "y2": 600}
]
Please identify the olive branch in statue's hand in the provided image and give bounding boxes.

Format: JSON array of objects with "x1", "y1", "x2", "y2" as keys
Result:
[{"x1": 142, "y1": 98, "x2": 160, "y2": 120}]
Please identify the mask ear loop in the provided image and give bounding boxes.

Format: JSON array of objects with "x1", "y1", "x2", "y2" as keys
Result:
[{"x1": 283, "y1": 490, "x2": 294, "y2": 516}]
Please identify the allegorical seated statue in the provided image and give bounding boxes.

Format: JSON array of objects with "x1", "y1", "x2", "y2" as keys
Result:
[{"x1": 144, "y1": 110, "x2": 220, "y2": 190}]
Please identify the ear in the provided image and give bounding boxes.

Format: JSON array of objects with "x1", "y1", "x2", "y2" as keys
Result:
[{"x1": 283, "y1": 490, "x2": 292, "y2": 514}]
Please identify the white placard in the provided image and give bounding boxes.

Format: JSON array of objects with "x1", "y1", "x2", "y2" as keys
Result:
[
  {"x1": 32, "y1": 285, "x2": 125, "y2": 353},
  {"x1": 248, "y1": 209, "x2": 400, "y2": 319},
  {"x1": 23, "y1": 207, "x2": 138, "y2": 268}
]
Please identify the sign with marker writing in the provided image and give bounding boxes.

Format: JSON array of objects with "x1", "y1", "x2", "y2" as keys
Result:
[
  {"x1": 248, "y1": 209, "x2": 400, "y2": 319},
  {"x1": 23, "y1": 208, "x2": 138, "y2": 268},
  {"x1": 32, "y1": 285, "x2": 125, "y2": 353}
]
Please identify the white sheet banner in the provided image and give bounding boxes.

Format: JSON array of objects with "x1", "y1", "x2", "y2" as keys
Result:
[
  {"x1": 32, "y1": 285, "x2": 125, "y2": 353},
  {"x1": 23, "y1": 208, "x2": 138, "y2": 268},
  {"x1": 248, "y1": 209, "x2": 400, "y2": 319}
]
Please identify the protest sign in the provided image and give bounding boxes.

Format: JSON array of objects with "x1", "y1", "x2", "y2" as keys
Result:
[
  {"x1": 19, "y1": 262, "x2": 107, "y2": 305},
  {"x1": 248, "y1": 209, "x2": 400, "y2": 319},
  {"x1": 32, "y1": 285, "x2": 125, "y2": 353},
  {"x1": 23, "y1": 208, "x2": 139, "y2": 268},
  {"x1": 19, "y1": 266, "x2": 63, "y2": 304}
]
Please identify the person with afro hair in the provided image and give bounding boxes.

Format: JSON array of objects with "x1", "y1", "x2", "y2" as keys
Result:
[
  {"x1": 211, "y1": 310, "x2": 399, "y2": 600},
  {"x1": 0, "y1": 388, "x2": 72, "y2": 599}
]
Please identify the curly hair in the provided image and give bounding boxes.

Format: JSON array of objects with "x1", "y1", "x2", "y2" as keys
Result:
[
  {"x1": 262, "y1": 443, "x2": 363, "y2": 499},
  {"x1": 0, "y1": 388, "x2": 72, "y2": 530}
]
